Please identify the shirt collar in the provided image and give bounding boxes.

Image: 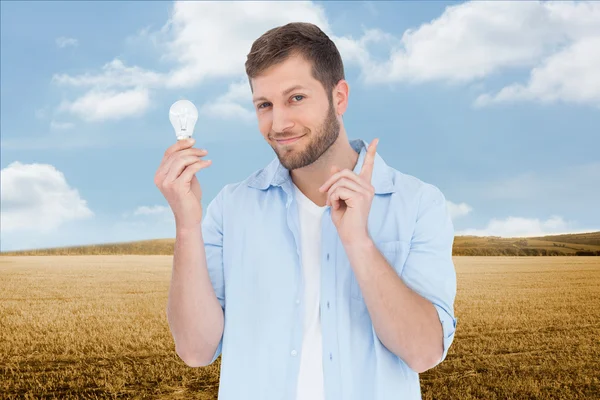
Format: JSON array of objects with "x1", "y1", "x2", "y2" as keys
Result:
[{"x1": 247, "y1": 138, "x2": 396, "y2": 194}]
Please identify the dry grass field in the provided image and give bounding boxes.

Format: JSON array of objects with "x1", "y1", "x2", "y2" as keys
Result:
[
  {"x1": 2, "y1": 232, "x2": 599, "y2": 257},
  {"x1": 1, "y1": 255, "x2": 599, "y2": 399}
]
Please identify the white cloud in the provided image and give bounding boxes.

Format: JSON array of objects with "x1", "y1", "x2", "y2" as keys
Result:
[
  {"x1": 475, "y1": 35, "x2": 600, "y2": 108},
  {"x1": 56, "y1": 36, "x2": 78, "y2": 48},
  {"x1": 50, "y1": 1, "x2": 330, "y2": 122},
  {"x1": 354, "y1": 1, "x2": 600, "y2": 108},
  {"x1": 362, "y1": 2, "x2": 600, "y2": 82},
  {"x1": 201, "y1": 100, "x2": 255, "y2": 122},
  {"x1": 132, "y1": 205, "x2": 170, "y2": 216},
  {"x1": 454, "y1": 215, "x2": 588, "y2": 238},
  {"x1": 362, "y1": 2, "x2": 555, "y2": 83},
  {"x1": 200, "y1": 79, "x2": 255, "y2": 122},
  {"x1": 446, "y1": 200, "x2": 472, "y2": 220},
  {"x1": 152, "y1": 1, "x2": 331, "y2": 118},
  {"x1": 162, "y1": 2, "x2": 397, "y2": 120},
  {"x1": 334, "y1": 28, "x2": 400, "y2": 70},
  {"x1": 51, "y1": 60, "x2": 160, "y2": 121},
  {"x1": 120, "y1": 204, "x2": 175, "y2": 227},
  {"x1": 49, "y1": 0, "x2": 600, "y2": 125},
  {"x1": 0, "y1": 162, "x2": 94, "y2": 233},
  {"x1": 58, "y1": 87, "x2": 150, "y2": 121},
  {"x1": 52, "y1": 59, "x2": 162, "y2": 89},
  {"x1": 161, "y1": 1, "x2": 331, "y2": 88}
]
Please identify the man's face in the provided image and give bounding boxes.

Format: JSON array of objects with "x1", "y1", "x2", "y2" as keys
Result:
[{"x1": 251, "y1": 54, "x2": 340, "y2": 171}]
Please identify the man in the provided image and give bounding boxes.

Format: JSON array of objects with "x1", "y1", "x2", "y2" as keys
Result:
[{"x1": 156, "y1": 22, "x2": 457, "y2": 400}]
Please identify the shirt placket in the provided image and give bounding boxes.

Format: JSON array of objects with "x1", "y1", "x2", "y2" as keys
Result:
[
  {"x1": 320, "y1": 208, "x2": 343, "y2": 400},
  {"x1": 281, "y1": 181, "x2": 306, "y2": 400}
]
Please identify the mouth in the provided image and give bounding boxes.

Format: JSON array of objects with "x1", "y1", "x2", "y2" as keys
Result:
[{"x1": 275, "y1": 135, "x2": 305, "y2": 145}]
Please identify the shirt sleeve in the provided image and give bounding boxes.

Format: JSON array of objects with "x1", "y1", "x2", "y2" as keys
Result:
[
  {"x1": 400, "y1": 183, "x2": 458, "y2": 368},
  {"x1": 201, "y1": 188, "x2": 226, "y2": 365}
]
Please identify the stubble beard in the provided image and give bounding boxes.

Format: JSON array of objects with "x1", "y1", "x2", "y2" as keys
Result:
[{"x1": 272, "y1": 99, "x2": 340, "y2": 171}]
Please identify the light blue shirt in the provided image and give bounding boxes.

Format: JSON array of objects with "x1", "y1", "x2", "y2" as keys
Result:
[{"x1": 201, "y1": 138, "x2": 457, "y2": 399}]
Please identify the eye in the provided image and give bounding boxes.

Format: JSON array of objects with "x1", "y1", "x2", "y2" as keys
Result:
[
  {"x1": 257, "y1": 102, "x2": 271, "y2": 110},
  {"x1": 291, "y1": 95, "x2": 305, "y2": 102}
]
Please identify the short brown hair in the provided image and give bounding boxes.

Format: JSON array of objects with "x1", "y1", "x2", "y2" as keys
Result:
[{"x1": 245, "y1": 22, "x2": 345, "y2": 100}]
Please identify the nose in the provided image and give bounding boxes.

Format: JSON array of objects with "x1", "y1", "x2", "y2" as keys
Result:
[{"x1": 271, "y1": 106, "x2": 294, "y2": 134}]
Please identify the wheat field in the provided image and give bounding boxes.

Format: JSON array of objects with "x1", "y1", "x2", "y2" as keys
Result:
[{"x1": 1, "y1": 256, "x2": 599, "y2": 399}]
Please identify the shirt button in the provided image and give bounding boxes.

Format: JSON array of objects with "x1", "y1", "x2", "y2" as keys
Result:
[
  {"x1": 291, "y1": 350, "x2": 298, "y2": 357},
  {"x1": 296, "y1": 299, "x2": 300, "y2": 305},
  {"x1": 326, "y1": 253, "x2": 330, "y2": 261}
]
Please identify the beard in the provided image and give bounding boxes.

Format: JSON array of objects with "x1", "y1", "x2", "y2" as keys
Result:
[{"x1": 270, "y1": 99, "x2": 340, "y2": 171}]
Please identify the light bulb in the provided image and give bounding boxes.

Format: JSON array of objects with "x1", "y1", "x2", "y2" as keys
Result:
[{"x1": 169, "y1": 99, "x2": 198, "y2": 140}]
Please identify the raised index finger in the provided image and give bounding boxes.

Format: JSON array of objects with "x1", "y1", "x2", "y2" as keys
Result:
[{"x1": 359, "y1": 138, "x2": 379, "y2": 183}]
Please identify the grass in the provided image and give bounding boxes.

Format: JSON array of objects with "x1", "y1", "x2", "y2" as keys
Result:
[
  {"x1": 1, "y1": 255, "x2": 599, "y2": 399},
  {"x1": 419, "y1": 256, "x2": 599, "y2": 399}
]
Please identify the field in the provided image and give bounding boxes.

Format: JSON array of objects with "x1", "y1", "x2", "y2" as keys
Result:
[
  {"x1": 452, "y1": 234, "x2": 600, "y2": 256},
  {"x1": 2, "y1": 231, "x2": 599, "y2": 257},
  {"x1": 1, "y1": 255, "x2": 599, "y2": 399}
]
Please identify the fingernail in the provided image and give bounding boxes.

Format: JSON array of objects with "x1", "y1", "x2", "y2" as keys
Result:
[{"x1": 188, "y1": 138, "x2": 195, "y2": 143}]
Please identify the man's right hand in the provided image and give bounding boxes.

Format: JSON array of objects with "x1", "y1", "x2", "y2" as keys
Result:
[{"x1": 154, "y1": 138, "x2": 212, "y2": 231}]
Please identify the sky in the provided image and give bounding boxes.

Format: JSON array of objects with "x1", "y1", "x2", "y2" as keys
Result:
[{"x1": 1, "y1": 1, "x2": 599, "y2": 252}]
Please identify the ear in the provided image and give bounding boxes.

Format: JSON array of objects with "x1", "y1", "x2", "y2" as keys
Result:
[{"x1": 333, "y1": 79, "x2": 349, "y2": 116}]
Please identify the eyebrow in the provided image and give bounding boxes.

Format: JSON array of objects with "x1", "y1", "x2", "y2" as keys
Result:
[{"x1": 252, "y1": 85, "x2": 309, "y2": 103}]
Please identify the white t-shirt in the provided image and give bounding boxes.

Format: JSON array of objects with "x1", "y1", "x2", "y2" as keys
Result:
[{"x1": 293, "y1": 183, "x2": 327, "y2": 400}]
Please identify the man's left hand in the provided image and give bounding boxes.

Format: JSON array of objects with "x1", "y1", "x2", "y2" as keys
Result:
[{"x1": 319, "y1": 138, "x2": 379, "y2": 245}]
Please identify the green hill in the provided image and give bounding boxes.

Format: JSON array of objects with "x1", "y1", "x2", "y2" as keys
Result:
[{"x1": 1, "y1": 232, "x2": 599, "y2": 256}]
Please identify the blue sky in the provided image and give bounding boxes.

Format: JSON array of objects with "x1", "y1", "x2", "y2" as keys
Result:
[{"x1": 1, "y1": 1, "x2": 599, "y2": 252}]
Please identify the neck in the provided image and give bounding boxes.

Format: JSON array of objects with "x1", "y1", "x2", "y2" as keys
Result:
[{"x1": 290, "y1": 129, "x2": 359, "y2": 207}]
